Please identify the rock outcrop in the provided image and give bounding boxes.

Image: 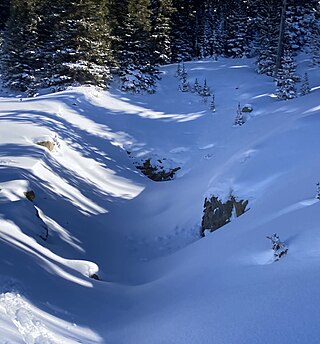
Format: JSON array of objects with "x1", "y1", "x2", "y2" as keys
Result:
[
  {"x1": 36, "y1": 141, "x2": 55, "y2": 152},
  {"x1": 135, "y1": 159, "x2": 180, "y2": 182},
  {"x1": 201, "y1": 195, "x2": 248, "y2": 236}
]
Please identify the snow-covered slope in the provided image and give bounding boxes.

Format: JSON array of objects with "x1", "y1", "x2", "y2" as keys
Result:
[{"x1": 0, "y1": 56, "x2": 320, "y2": 343}]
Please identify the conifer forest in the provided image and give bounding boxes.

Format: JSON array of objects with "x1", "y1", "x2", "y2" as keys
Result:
[{"x1": 0, "y1": 0, "x2": 319, "y2": 96}]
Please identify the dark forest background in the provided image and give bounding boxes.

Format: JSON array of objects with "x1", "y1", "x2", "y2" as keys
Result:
[{"x1": 0, "y1": 0, "x2": 319, "y2": 95}]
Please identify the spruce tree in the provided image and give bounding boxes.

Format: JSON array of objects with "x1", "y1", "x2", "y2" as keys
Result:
[
  {"x1": 275, "y1": 51, "x2": 298, "y2": 100},
  {"x1": 210, "y1": 93, "x2": 216, "y2": 112},
  {"x1": 192, "y1": 78, "x2": 200, "y2": 93},
  {"x1": 45, "y1": 0, "x2": 113, "y2": 89},
  {"x1": 171, "y1": 0, "x2": 196, "y2": 61},
  {"x1": 151, "y1": 0, "x2": 175, "y2": 65},
  {"x1": 1, "y1": 0, "x2": 40, "y2": 96},
  {"x1": 234, "y1": 103, "x2": 245, "y2": 126},
  {"x1": 116, "y1": 0, "x2": 159, "y2": 93},
  {"x1": 300, "y1": 72, "x2": 311, "y2": 95},
  {"x1": 0, "y1": 0, "x2": 10, "y2": 31},
  {"x1": 310, "y1": 24, "x2": 320, "y2": 67},
  {"x1": 255, "y1": 1, "x2": 281, "y2": 76},
  {"x1": 225, "y1": 1, "x2": 249, "y2": 58}
]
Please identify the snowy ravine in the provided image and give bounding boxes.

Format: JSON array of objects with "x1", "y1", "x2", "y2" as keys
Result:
[{"x1": 1, "y1": 56, "x2": 320, "y2": 343}]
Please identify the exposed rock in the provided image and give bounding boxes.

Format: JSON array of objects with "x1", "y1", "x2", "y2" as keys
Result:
[
  {"x1": 24, "y1": 190, "x2": 35, "y2": 202},
  {"x1": 201, "y1": 195, "x2": 248, "y2": 236},
  {"x1": 36, "y1": 141, "x2": 55, "y2": 152},
  {"x1": 241, "y1": 105, "x2": 253, "y2": 113},
  {"x1": 90, "y1": 273, "x2": 100, "y2": 281},
  {"x1": 136, "y1": 159, "x2": 180, "y2": 182}
]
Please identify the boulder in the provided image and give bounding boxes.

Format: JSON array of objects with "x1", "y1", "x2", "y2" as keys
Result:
[
  {"x1": 241, "y1": 105, "x2": 253, "y2": 113},
  {"x1": 36, "y1": 141, "x2": 55, "y2": 152},
  {"x1": 24, "y1": 190, "x2": 35, "y2": 202}
]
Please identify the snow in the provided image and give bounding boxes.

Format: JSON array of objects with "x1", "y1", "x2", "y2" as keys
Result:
[{"x1": 0, "y1": 56, "x2": 320, "y2": 343}]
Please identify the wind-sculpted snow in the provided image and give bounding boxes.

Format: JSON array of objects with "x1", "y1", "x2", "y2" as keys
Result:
[{"x1": 0, "y1": 57, "x2": 320, "y2": 343}]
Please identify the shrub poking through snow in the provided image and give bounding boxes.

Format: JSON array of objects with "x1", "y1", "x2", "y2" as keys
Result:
[
  {"x1": 234, "y1": 103, "x2": 245, "y2": 126},
  {"x1": 267, "y1": 234, "x2": 288, "y2": 261},
  {"x1": 316, "y1": 182, "x2": 320, "y2": 200}
]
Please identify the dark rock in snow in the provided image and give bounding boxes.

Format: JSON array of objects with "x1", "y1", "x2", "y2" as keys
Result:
[
  {"x1": 201, "y1": 195, "x2": 248, "y2": 236},
  {"x1": 136, "y1": 159, "x2": 180, "y2": 182},
  {"x1": 24, "y1": 190, "x2": 35, "y2": 202}
]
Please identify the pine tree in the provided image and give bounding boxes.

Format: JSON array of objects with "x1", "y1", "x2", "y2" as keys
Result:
[
  {"x1": 255, "y1": 1, "x2": 281, "y2": 75},
  {"x1": 310, "y1": 24, "x2": 320, "y2": 67},
  {"x1": 275, "y1": 51, "x2": 298, "y2": 100},
  {"x1": 267, "y1": 233, "x2": 288, "y2": 261},
  {"x1": 151, "y1": 0, "x2": 175, "y2": 65},
  {"x1": 234, "y1": 103, "x2": 245, "y2": 126},
  {"x1": 45, "y1": 0, "x2": 113, "y2": 89},
  {"x1": 300, "y1": 72, "x2": 310, "y2": 95},
  {"x1": 175, "y1": 62, "x2": 182, "y2": 77},
  {"x1": 192, "y1": 78, "x2": 200, "y2": 93},
  {"x1": 116, "y1": 0, "x2": 159, "y2": 93},
  {"x1": 210, "y1": 93, "x2": 216, "y2": 112},
  {"x1": 1, "y1": 0, "x2": 40, "y2": 96},
  {"x1": 179, "y1": 74, "x2": 190, "y2": 92},
  {"x1": 180, "y1": 62, "x2": 187, "y2": 80},
  {"x1": 225, "y1": 1, "x2": 249, "y2": 58},
  {"x1": 0, "y1": 0, "x2": 10, "y2": 31},
  {"x1": 200, "y1": 79, "x2": 210, "y2": 102},
  {"x1": 179, "y1": 65, "x2": 189, "y2": 92},
  {"x1": 171, "y1": 0, "x2": 196, "y2": 61}
]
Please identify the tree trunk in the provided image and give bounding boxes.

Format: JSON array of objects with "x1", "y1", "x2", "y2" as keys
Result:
[{"x1": 275, "y1": 0, "x2": 287, "y2": 75}]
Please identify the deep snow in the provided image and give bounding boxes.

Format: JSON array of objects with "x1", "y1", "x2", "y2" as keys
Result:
[{"x1": 0, "y1": 56, "x2": 320, "y2": 343}]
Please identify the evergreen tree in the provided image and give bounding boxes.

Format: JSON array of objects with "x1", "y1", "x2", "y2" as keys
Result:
[
  {"x1": 200, "y1": 79, "x2": 210, "y2": 99},
  {"x1": 275, "y1": 51, "x2": 298, "y2": 100},
  {"x1": 267, "y1": 233, "x2": 288, "y2": 262},
  {"x1": 116, "y1": 0, "x2": 159, "y2": 93},
  {"x1": 210, "y1": 93, "x2": 216, "y2": 112},
  {"x1": 44, "y1": 0, "x2": 113, "y2": 89},
  {"x1": 192, "y1": 78, "x2": 200, "y2": 93},
  {"x1": 1, "y1": 0, "x2": 40, "y2": 96},
  {"x1": 255, "y1": 1, "x2": 281, "y2": 75},
  {"x1": 310, "y1": 24, "x2": 320, "y2": 66},
  {"x1": 151, "y1": 0, "x2": 175, "y2": 65},
  {"x1": 179, "y1": 73, "x2": 190, "y2": 92},
  {"x1": 171, "y1": 0, "x2": 196, "y2": 61},
  {"x1": 180, "y1": 62, "x2": 187, "y2": 80},
  {"x1": 300, "y1": 72, "x2": 310, "y2": 95},
  {"x1": 225, "y1": 1, "x2": 249, "y2": 58},
  {"x1": 179, "y1": 64, "x2": 189, "y2": 92},
  {"x1": 175, "y1": 62, "x2": 182, "y2": 77},
  {"x1": 0, "y1": 0, "x2": 10, "y2": 31},
  {"x1": 234, "y1": 103, "x2": 245, "y2": 126}
]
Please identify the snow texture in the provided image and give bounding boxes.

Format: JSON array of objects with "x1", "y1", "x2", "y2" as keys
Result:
[{"x1": 0, "y1": 56, "x2": 320, "y2": 343}]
